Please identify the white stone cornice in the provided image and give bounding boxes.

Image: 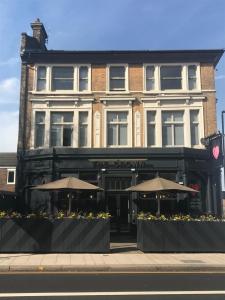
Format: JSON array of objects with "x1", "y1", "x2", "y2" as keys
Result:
[
  {"x1": 30, "y1": 97, "x2": 95, "y2": 103},
  {"x1": 99, "y1": 96, "x2": 136, "y2": 102},
  {"x1": 141, "y1": 95, "x2": 206, "y2": 101}
]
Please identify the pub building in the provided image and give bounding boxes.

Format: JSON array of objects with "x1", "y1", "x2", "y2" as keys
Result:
[{"x1": 16, "y1": 19, "x2": 224, "y2": 233}]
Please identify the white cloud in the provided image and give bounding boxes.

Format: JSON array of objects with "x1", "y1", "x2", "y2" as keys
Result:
[
  {"x1": 0, "y1": 111, "x2": 18, "y2": 151},
  {"x1": 0, "y1": 77, "x2": 20, "y2": 104},
  {"x1": 0, "y1": 57, "x2": 19, "y2": 67}
]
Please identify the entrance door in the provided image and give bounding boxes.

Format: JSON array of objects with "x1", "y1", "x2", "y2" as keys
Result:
[{"x1": 108, "y1": 192, "x2": 129, "y2": 232}]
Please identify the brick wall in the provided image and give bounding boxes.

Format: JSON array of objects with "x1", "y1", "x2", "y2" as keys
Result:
[
  {"x1": 92, "y1": 65, "x2": 106, "y2": 91},
  {"x1": 0, "y1": 168, "x2": 15, "y2": 192},
  {"x1": 24, "y1": 62, "x2": 217, "y2": 149},
  {"x1": 129, "y1": 65, "x2": 143, "y2": 91},
  {"x1": 201, "y1": 63, "x2": 217, "y2": 135}
]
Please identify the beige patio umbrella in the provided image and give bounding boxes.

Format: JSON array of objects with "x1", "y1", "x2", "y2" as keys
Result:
[
  {"x1": 126, "y1": 176, "x2": 199, "y2": 216},
  {"x1": 32, "y1": 177, "x2": 103, "y2": 214}
]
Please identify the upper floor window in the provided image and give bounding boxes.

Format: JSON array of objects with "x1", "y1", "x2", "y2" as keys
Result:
[
  {"x1": 35, "y1": 111, "x2": 45, "y2": 148},
  {"x1": 188, "y1": 65, "x2": 197, "y2": 90},
  {"x1": 162, "y1": 111, "x2": 184, "y2": 146},
  {"x1": 144, "y1": 64, "x2": 200, "y2": 92},
  {"x1": 79, "y1": 111, "x2": 88, "y2": 147},
  {"x1": 50, "y1": 112, "x2": 73, "y2": 147},
  {"x1": 145, "y1": 66, "x2": 155, "y2": 91},
  {"x1": 108, "y1": 65, "x2": 127, "y2": 91},
  {"x1": 190, "y1": 110, "x2": 199, "y2": 146},
  {"x1": 35, "y1": 65, "x2": 90, "y2": 92},
  {"x1": 107, "y1": 111, "x2": 128, "y2": 146},
  {"x1": 7, "y1": 169, "x2": 16, "y2": 184},
  {"x1": 37, "y1": 66, "x2": 47, "y2": 91},
  {"x1": 147, "y1": 111, "x2": 156, "y2": 146},
  {"x1": 52, "y1": 67, "x2": 74, "y2": 91},
  {"x1": 79, "y1": 66, "x2": 89, "y2": 91},
  {"x1": 160, "y1": 66, "x2": 182, "y2": 90}
]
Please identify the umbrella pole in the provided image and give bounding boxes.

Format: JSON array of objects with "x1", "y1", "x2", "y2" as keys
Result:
[
  {"x1": 68, "y1": 193, "x2": 72, "y2": 216},
  {"x1": 48, "y1": 192, "x2": 53, "y2": 217},
  {"x1": 156, "y1": 193, "x2": 160, "y2": 217}
]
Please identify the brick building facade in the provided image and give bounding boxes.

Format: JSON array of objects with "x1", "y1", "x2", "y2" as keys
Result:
[
  {"x1": 0, "y1": 153, "x2": 16, "y2": 193},
  {"x1": 17, "y1": 20, "x2": 224, "y2": 230},
  {"x1": 0, "y1": 153, "x2": 17, "y2": 210}
]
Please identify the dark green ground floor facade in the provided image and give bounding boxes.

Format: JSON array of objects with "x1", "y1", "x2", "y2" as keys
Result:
[{"x1": 16, "y1": 147, "x2": 222, "y2": 232}]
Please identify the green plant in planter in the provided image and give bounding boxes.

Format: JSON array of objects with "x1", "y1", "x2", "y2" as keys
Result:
[
  {"x1": 84, "y1": 212, "x2": 94, "y2": 220},
  {"x1": 137, "y1": 212, "x2": 224, "y2": 222},
  {"x1": 0, "y1": 210, "x2": 111, "y2": 220},
  {"x1": 10, "y1": 211, "x2": 22, "y2": 218},
  {"x1": 0, "y1": 211, "x2": 8, "y2": 218},
  {"x1": 55, "y1": 211, "x2": 65, "y2": 219},
  {"x1": 96, "y1": 212, "x2": 111, "y2": 219},
  {"x1": 68, "y1": 212, "x2": 81, "y2": 219}
]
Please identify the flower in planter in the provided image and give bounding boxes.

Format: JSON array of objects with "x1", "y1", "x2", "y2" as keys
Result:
[
  {"x1": 55, "y1": 211, "x2": 65, "y2": 219},
  {"x1": 10, "y1": 211, "x2": 22, "y2": 218},
  {"x1": 96, "y1": 212, "x2": 111, "y2": 219},
  {"x1": 0, "y1": 211, "x2": 8, "y2": 218},
  {"x1": 67, "y1": 212, "x2": 83, "y2": 219},
  {"x1": 85, "y1": 212, "x2": 94, "y2": 220},
  {"x1": 137, "y1": 212, "x2": 225, "y2": 222}
]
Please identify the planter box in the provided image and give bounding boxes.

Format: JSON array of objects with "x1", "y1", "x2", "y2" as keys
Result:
[
  {"x1": 0, "y1": 219, "x2": 110, "y2": 253},
  {"x1": 137, "y1": 220, "x2": 225, "y2": 252}
]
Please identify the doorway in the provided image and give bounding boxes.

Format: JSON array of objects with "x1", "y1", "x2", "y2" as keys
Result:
[{"x1": 107, "y1": 192, "x2": 130, "y2": 233}]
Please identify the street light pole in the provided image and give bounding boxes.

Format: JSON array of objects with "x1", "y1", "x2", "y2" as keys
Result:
[{"x1": 222, "y1": 110, "x2": 225, "y2": 191}]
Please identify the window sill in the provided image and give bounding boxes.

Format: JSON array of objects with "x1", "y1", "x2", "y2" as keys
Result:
[
  {"x1": 162, "y1": 145, "x2": 185, "y2": 148},
  {"x1": 107, "y1": 145, "x2": 131, "y2": 148},
  {"x1": 106, "y1": 91, "x2": 130, "y2": 95},
  {"x1": 143, "y1": 89, "x2": 202, "y2": 94},
  {"x1": 30, "y1": 91, "x2": 93, "y2": 95}
]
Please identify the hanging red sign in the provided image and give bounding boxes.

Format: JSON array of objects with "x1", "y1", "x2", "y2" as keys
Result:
[{"x1": 212, "y1": 145, "x2": 220, "y2": 160}]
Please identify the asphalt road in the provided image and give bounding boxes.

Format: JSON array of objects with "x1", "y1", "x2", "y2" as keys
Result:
[{"x1": 0, "y1": 273, "x2": 225, "y2": 299}]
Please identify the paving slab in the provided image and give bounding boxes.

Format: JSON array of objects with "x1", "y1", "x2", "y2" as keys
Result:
[{"x1": 0, "y1": 252, "x2": 225, "y2": 272}]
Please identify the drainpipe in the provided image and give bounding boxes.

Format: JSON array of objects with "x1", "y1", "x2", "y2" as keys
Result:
[{"x1": 222, "y1": 111, "x2": 225, "y2": 192}]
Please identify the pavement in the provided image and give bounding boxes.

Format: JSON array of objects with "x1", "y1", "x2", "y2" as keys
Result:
[{"x1": 1, "y1": 243, "x2": 225, "y2": 272}]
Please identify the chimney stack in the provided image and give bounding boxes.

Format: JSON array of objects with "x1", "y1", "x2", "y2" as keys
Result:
[{"x1": 31, "y1": 18, "x2": 48, "y2": 50}]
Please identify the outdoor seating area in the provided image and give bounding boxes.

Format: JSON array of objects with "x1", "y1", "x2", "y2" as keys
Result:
[{"x1": 1, "y1": 175, "x2": 225, "y2": 253}]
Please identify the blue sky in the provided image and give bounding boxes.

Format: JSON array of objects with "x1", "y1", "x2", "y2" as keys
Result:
[{"x1": 0, "y1": 0, "x2": 225, "y2": 152}]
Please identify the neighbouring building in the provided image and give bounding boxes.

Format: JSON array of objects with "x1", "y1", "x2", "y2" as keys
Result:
[
  {"x1": 222, "y1": 191, "x2": 225, "y2": 215},
  {"x1": 0, "y1": 153, "x2": 17, "y2": 210},
  {"x1": 17, "y1": 19, "x2": 224, "y2": 231}
]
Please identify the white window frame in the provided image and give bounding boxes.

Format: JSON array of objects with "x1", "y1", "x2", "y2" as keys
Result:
[
  {"x1": 106, "y1": 111, "x2": 128, "y2": 147},
  {"x1": 7, "y1": 168, "x2": 16, "y2": 185},
  {"x1": 34, "y1": 111, "x2": 46, "y2": 148},
  {"x1": 36, "y1": 66, "x2": 47, "y2": 91},
  {"x1": 143, "y1": 99, "x2": 204, "y2": 148},
  {"x1": 50, "y1": 111, "x2": 74, "y2": 147},
  {"x1": 77, "y1": 65, "x2": 92, "y2": 92},
  {"x1": 78, "y1": 111, "x2": 90, "y2": 148},
  {"x1": 161, "y1": 110, "x2": 185, "y2": 147},
  {"x1": 143, "y1": 63, "x2": 201, "y2": 93},
  {"x1": 103, "y1": 106, "x2": 132, "y2": 148},
  {"x1": 34, "y1": 64, "x2": 91, "y2": 94},
  {"x1": 31, "y1": 107, "x2": 92, "y2": 149},
  {"x1": 106, "y1": 64, "x2": 129, "y2": 93},
  {"x1": 143, "y1": 64, "x2": 158, "y2": 92},
  {"x1": 190, "y1": 109, "x2": 201, "y2": 147},
  {"x1": 146, "y1": 110, "x2": 157, "y2": 147},
  {"x1": 187, "y1": 65, "x2": 200, "y2": 91},
  {"x1": 51, "y1": 66, "x2": 75, "y2": 92}
]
